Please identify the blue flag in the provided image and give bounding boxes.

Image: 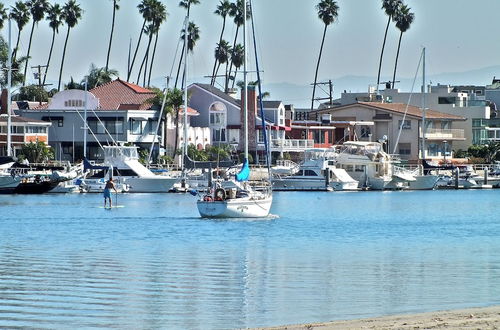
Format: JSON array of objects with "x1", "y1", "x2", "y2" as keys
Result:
[{"x1": 235, "y1": 159, "x2": 250, "y2": 182}]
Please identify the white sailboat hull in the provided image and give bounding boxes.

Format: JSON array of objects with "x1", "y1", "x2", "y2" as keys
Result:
[
  {"x1": 408, "y1": 175, "x2": 439, "y2": 190},
  {"x1": 124, "y1": 176, "x2": 177, "y2": 193},
  {"x1": 197, "y1": 194, "x2": 272, "y2": 218}
]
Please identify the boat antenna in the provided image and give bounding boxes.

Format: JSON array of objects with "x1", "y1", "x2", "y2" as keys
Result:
[
  {"x1": 6, "y1": 18, "x2": 12, "y2": 157},
  {"x1": 249, "y1": 0, "x2": 271, "y2": 176}
]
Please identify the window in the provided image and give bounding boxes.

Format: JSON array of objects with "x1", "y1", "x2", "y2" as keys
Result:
[
  {"x1": 475, "y1": 90, "x2": 483, "y2": 96},
  {"x1": 0, "y1": 126, "x2": 6, "y2": 133},
  {"x1": 64, "y1": 99, "x2": 85, "y2": 107},
  {"x1": 399, "y1": 143, "x2": 411, "y2": 156},
  {"x1": 62, "y1": 143, "x2": 73, "y2": 155},
  {"x1": 361, "y1": 127, "x2": 371, "y2": 138},
  {"x1": 130, "y1": 119, "x2": 143, "y2": 135},
  {"x1": 25, "y1": 126, "x2": 46, "y2": 134},
  {"x1": 428, "y1": 143, "x2": 438, "y2": 157},
  {"x1": 147, "y1": 120, "x2": 157, "y2": 135},
  {"x1": 438, "y1": 97, "x2": 456, "y2": 105},
  {"x1": 213, "y1": 128, "x2": 226, "y2": 142},
  {"x1": 304, "y1": 170, "x2": 318, "y2": 176},
  {"x1": 11, "y1": 126, "x2": 24, "y2": 134},
  {"x1": 398, "y1": 120, "x2": 411, "y2": 129},
  {"x1": 441, "y1": 121, "x2": 451, "y2": 129}
]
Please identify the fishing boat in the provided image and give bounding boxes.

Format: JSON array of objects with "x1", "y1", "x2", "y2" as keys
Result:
[{"x1": 197, "y1": 0, "x2": 273, "y2": 218}]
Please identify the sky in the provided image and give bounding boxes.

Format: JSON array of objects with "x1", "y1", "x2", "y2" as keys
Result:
[{"x1": 2, "y1": 0, "x2": 500, "y2": 106}]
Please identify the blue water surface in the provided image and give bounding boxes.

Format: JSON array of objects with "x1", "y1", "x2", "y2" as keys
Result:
[{"x1": 0, "y1": 190, "x2": 499, "y2": 329}]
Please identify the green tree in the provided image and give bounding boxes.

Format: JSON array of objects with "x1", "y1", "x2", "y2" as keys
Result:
[
  {"x1": 0, "y1": 3, "x2": 8, "y2": 30},
  {"x1": 391, "y1": 4, "x2": 414, "y2": 88},
  {"x1": 175, "y1": 21, "x2": 200, "y2": 88},
  {"x1": 10, "y1": 1, "x2": 30, "y2": 61},
  {"x1": 65, "y1": 76, "x2": 84, "y2": 90},
  {"x1": 20, "y1": 141, "x2": 54, "y2": 163},
  {"x1": 147, "y1": 1, "x2": 167, "y2": 87},
  {"x1": 128, "y1": 0, "x2": 155, "y2": 81},
  {"x1": 230, "y1": 43, "x2": 244, "y2": 89},
  {"x1": 376, "y1": 0, "x2": 402, "y2": 89},
  {"x1": 0, "y1": 36, "x2": 25, "y2": 87},
  {"x1": 58, "y1": 0, "x2": 83, "y2": 91},
  {"x1": 211, "y1": 0, "x2": 231, "y2": 86},
  {"x1": 43, "y1": 3, "x2": 62, "y2": 87},
  {"x1": 311, "y1": 0, "x2": 339, "y2": 111},
  {"x1": 167, "y1": 88, "x2": 185, "y2": 158},
  {"x1": 178, "y1": 0, "x2": 200, "y2": 17},
  {"x1": 23, "y1": 0, "x2": 49, "y2": 86},
  {"x1": 84, "y1": 63, "x2": 118, "y2": 89},
  {"x1": 106, "y1": 0, "x2": 120, "y2": 72},
  {"x1": 16, "y1": 84, "x2": 49, "y2": 102},
  {"x1": 214, "y1": 40, "x2": 231, "y2": 89},
  {"x1": 226, "y1": 0, "x2": 250, "y2": 92}
]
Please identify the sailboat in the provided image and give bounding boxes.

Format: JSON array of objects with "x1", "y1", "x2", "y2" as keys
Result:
[{"x1": 196, "y1": 0, "x2": 273, "y2": 218}]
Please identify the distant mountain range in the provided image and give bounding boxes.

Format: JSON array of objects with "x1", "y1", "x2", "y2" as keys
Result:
[{"x1": 264, "y1": 65, "x2": 500, "y2": 108}]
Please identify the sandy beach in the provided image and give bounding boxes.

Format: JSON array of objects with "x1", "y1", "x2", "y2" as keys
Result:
[{"x1": 256, "y1": 306, "x2": 500, "y2": 329}]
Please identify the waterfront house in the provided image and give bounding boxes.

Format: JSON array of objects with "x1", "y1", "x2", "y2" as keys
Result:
[
  {"x1": 313, "y1": 101, "x2": 466, "y2": 163},
  {"x1": 17, "y1": 79, "x2": 209, "y2": 162}
]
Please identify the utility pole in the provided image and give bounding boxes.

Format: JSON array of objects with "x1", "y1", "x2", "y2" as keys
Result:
[
  {"x1": 31, "y1": 64, "x2": 50, "y2": 105},
  {"x1": 311, "y1": 80, "x2": 334, "y2": 108}
]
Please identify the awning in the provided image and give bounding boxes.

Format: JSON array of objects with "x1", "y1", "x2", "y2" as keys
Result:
[{"x1": 129, "y1": 116, "x2": 148, "y2": 121}]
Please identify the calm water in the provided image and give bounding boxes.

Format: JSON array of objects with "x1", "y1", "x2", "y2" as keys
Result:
[{"x1": 1, "y1": 190, "x2": 500, "y2": 329}]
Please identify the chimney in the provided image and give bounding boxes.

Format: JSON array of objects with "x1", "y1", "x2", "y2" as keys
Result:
[
  {"x1": 1, "y1": 89, "x2": 7, "y2": 115},
  {"x1": 239, "y1": 86, "x2": 258, "y2": 153}
]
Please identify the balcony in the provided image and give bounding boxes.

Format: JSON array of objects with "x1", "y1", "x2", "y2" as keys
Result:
[
  {"x1": 421, "y1": 128, "x2": 465, "y2": 140},
  {"x1": 269, "y1": 139, "x2": 314, "y2": 152}
]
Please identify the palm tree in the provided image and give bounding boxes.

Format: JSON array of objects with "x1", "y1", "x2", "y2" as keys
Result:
[
  {"x1": 85, "y1": 63, "x2": 118, "y2": 89},
  {"x1": 127, "y1": 0, "x2": 155, "y2": 81},
  {"x1": 105, "y1": 0, "x2": 120, "y2": 72},
  {"x1": 147, "y1": 1, "x2": 167, "y2": 87},
  {"x1": 0, "y1": 3, "x2": 8, "y2": 30},
  {"x1": 174, "y1": 22, "x2": 200, "y2": 88},
  {"x1": 43, "y1": 3, "x2": 62, "y2": 87},
  {"x1": 23, "y1": 0, "x2": 49, "y2": 86},
  {"x1": 136, "y1": 23, "x2": 157, "y2": 86},
  {"x1": 178, "y1": 0, "x2": 200, "y2": 16},
  {"x1": 58, "y1": 0, "x2": 83, "y2": 91},
  {"x1": 230, "y1": 43, "x2": 244, "y2": 89},
  {"x1": 213, "y1": 40, "x2": 231, "y2": 88},
  {"x1": 376, "y1": 0, "x2": 402, "y2": 89},
  {"x1": 211, "y1": 0, "x2": 231, "y2": 86},
  {"x1": 311, "y1": 0, "x2": 339, "y2": 111},
  {"x1": 226, "y1": 0, "x2": 249, "y2": 92},
  {"x1": 174, "y1": 0, "x2": 201, "y2": 88},
  {"x1": 166, "y1": 88, "x2": 184, "y2": 158},
  {"x1": 10, "y1": 1, "x2": 30, "y2": 62},
  {"x1": 391, "y1": 4, "x2": 414, "y2": 88}
]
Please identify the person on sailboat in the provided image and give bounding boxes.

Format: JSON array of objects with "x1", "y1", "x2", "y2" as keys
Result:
[{"x1": 104, "y1": 178, "x2": 117, "y2": 208}]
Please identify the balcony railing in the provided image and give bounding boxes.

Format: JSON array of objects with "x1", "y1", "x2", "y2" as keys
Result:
[
  {"x1": 270, "y1": 139, "x2": 314, "y2": 152},
  {"x1": 421, "y1": 128, "x2": 465, "y2": 140}
]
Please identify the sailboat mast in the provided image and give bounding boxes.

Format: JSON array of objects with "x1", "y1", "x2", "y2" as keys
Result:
[
  {"x1": 6, "y1": 19, "x2": 12, "y2": 157},
  {"x1": 83, "y1": 77, "x2": 88, "y2": 158},
  {"x1": 182, "y1": 15, "x2": 189, "y2": 170},
  {"x1": 421, "y1": 47, "x2": 426, "y2": 161},
  {"x1": 243, "y1": 0, "x2": 248, "y2": 160}
]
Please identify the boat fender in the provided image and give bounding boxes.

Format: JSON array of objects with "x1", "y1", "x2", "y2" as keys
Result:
[
  {"x1": 215, "y1": 188, "x2": 225, "y2": 201},
  {"x1": 203, "y1": 195, "x2": 213, "y2": 202}
]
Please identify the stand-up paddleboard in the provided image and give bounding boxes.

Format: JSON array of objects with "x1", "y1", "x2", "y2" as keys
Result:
[{"x1": 98, "y1": 205, "x2": 125, "y2": 209}]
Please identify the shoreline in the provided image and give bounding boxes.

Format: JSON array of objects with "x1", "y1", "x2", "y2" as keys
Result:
[{"x1": 256, "y1": 305, "x2": 500, "y2": 329}]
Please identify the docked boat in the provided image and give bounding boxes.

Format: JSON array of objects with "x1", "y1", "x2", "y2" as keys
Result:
[
  {"x1": 83, "y1": 146, "x2": 177, "y2": 193},
  {"x1": 0, "y1": 171, "x2": 21, "y2": 194},
  {"x1": 330, "y1": 141, "x2": 394, "y2": 190},
  {"x1": 272, "y1": 148, "x2": 358, "y2": 191}
]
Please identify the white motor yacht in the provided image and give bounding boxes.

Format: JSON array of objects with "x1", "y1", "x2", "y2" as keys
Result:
[
  {"x1": 330, "y1": 141, "x2": 394, "y2": 190},
  {"x1": 83, "y1": 146, "x2": 177, "y2": 193},
  {"x1": 272, "y1": 149, "x2": 358, "y2": 191}
]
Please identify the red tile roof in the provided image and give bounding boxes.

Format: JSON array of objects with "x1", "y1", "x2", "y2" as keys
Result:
[
  {"x1": 90, "y1": 79, "x2": 156, "y2": 110},
  {"x1": 178, "y1": 106, "x2": 199, "y2": 116}
]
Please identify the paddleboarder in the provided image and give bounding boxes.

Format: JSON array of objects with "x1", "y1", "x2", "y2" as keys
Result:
[{"x1": 104, "y1": 177, "x2": 117, "y2": 208}]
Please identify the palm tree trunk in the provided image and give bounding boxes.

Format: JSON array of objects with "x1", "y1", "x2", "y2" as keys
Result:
[
  {"x1": 58, "y1": 25, "x2": 71, "y2": 91},
  {"x1": 127, "y1": 19, "x2": 146, "y2": 82},
  {"x1": 211, "y1": 17, "x2": 227, "y2": 86},
  {"x1": 43, "y1": 30, "x2": 56, "y2": 87},
  {"x1": 214, "y1": 62, "x2": 222, "y2": 86},
  {"x1": 174, "y1": 43, "x2": 186, "y2": 89},
  {"x1": 377, "y1": 16, "x2": 391, "y2": 89},
  {"x1": 13, "y1": 29, "x2": 22, "y2": 62},
  {"x1": 147, "y1": 31, "x2": 160, "y2": 87},
  {"x1": 136, "y1": 34, "x2": 153, "y2": 86},
  {"x1": 23, "y1": 21, "x2": 36, "y2": 86},
  {"x1": 392, "y1": 31, "x2": 403, "y2": 89},
  {"x1": 226, "y1": 25, "x2": 240, "y2": 91},
  {"x1": 106, "y1": 0, "x2": 117, "y2": 72},
  {"x1": 143, "y1": 51, "x2": 149, "y2": 87},
  {"x1": 311, "y1": 24, "x2": 328, "y2": 111}
]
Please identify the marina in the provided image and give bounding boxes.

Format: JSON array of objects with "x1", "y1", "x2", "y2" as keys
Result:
[{"x1": 1, "y1": 189, "x2": 499, "y2": 329}]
